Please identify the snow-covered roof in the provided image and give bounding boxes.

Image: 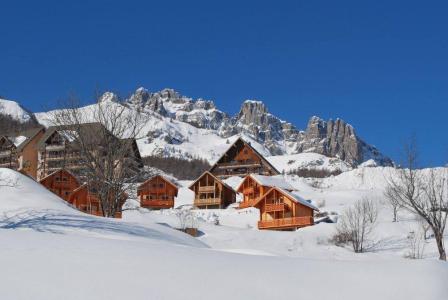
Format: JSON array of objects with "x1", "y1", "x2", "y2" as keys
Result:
[
  {"x1": 249, "y1": 174, "x2": 295, "y2": 190},
  {"x1": 12, "y1": 136, "x2": 27, "y2": 147},
  {"x1": 253, "y1": 186, "x2": 318, "y2": 211},
  {"x1": 280, "y1": 188, "x2": 319, "y2": 211}
]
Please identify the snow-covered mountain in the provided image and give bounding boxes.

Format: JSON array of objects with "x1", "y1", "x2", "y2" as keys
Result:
[
  {"x1": 2, "y1": 88, "x2": 392, "y2": 169},
  {"x1": 0, "y1": 98, "x2": 34, "y2": 123},
  {"x1": 122, "y1": 87, "x2": 392, "y2": 167}
]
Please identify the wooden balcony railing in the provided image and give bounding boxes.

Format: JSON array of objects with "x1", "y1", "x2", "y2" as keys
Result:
[
  {"x1": 243, "y1": 186, "x2": 255, "y2": 194},
  {"x1": 198, "y1": 186, "x2": 215, "y2": 193},
  {"x1": 194, "y1": 197, "x2": 221, "y2": 206},
  {"x1": 239, "y1": 198, "x2": 257, "y2": 209},
  {"x1": 217, "y1": 161, "x2": 261, "y2": 168},
  {"x1": 265, "y1": 203, "x2": 286, "y2": 212},
  {"x1": 141, "y1": 199, "x2": 174, "y2": 208},
  {"x1": 258, "y1": 216, "x2": 313, "y2": 229}
]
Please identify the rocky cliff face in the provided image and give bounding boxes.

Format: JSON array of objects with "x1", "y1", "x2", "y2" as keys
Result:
[
  {"x1": 122, "y1": 87, "x2": 392, "y2": 166},
  {"x1": 296, "y1": 116, "x2": 392, "y2": 166}
]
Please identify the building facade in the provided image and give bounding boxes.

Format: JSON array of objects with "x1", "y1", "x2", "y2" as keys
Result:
[
  {"x1": 209, "y1": 137, "x2": 280, "y2": 179},
  {"x1": 137, "y1": 175, "x2": 178, "y2": 209},
  {"x1": 189, "y1": 171, "x2": 236, "y2": 209}
]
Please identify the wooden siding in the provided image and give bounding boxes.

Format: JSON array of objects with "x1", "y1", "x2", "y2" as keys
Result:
[
  {"x1": 189, "y1": 172, "x2": 236, "y2": 209},
  {"x1": 39, "y1": 169, "x2": 80, "y2": 202},
  {"x1": 254, "y1": 188, "x2": 314, "y2": 231},
  {"x1": 209, "y1": 138, "x2": 279, "y2": 179},
  {"x1": 237, "y1": 175, "x2": 269, "y2": 209},
  {"x1": 137, "y1": 176, "x2": 178, "y2": 209}
]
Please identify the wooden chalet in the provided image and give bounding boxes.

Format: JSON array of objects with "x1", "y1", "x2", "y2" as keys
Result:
[
  {"x1": 36, "y1": 123, "x2": 142, "y2": 180},
  {"x1": 209, "y1": 137, "x2": 280, "y2": 179},
  {"x1": 69, "y1": 183, "x2": 125, "y2": 218},
  {"x1": 39, "y1": 169, "x2": 81, "y2": 202},
  {"x1": 0, "y1": 127, "x2": 45, "y2": 179},
  {"x1": 189, "y1": 171, "x2": 236, "y2": 209},
  {"x1": 236, "y1": 174, "x2": 295, "y2": 209},
  {"x1": 253, "y1": 187, "x2": 318, "y2": 231},
  {"x1": 137, "y1": 175, "x2": 178, "y2": 209}
]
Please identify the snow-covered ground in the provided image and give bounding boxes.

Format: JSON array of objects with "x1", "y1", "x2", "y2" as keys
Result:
[
  {"x1": 1, "y1": 167, "x2": 447, "y2": 300},
  {"x1": 267, "y1": 152, "x2": 353, "y2": 173}
]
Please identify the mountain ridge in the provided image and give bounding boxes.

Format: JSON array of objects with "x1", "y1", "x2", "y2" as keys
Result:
[{"x1": 1, "y1": 88, "x2": 393, "y2": 168}]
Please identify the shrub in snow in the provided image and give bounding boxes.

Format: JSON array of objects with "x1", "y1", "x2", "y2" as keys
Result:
[
  {"x1": 405, "y1": 229, "x2": 426, "y2": 259},
  {"x1": 316, "y1": 199, "x2": 326, "y2": 208},
  {"x1": 333, "y1": 197, "x2": 378, "y2": 253},
  {"x1": 175, "y1": 207, "x2": 198, "y2": 231}
]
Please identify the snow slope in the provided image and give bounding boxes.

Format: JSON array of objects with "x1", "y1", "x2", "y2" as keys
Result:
[
  {"x1": 1, "y1": 168, "x2": 448, "y2": 299},
  {"x1": 267, "y1": 152, "x2": 353, "y2": 173},
  {"x1": 0, "y1": 98, "x2": 33, "y2": 123}
]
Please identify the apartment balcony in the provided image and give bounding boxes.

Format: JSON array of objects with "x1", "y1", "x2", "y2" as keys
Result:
[
  {"x1": 140, "y1": 199, "x2": 174, "y2": 208},
  {"x1": 258, "y1": 216, "x2": 313, "y2": 230},
  {"x1": 198, "y1": 185, "x2": 215, "y2": 193},
  {"x1": 0, "y1": 162, "x2": 18, "y2": 168},
  {"x1": 45, "y1": 145, "x2": 66, "y2": 151},
  {"x1": 0, "y1": 150, "x2": 12, "y2": 157},
  {"x1": 194, "y1": 197, "x2": 221, "y2": 207},
  {"x1": 45, "y1": 156, "x2": 66, "y2": 161},
  {"x1": 265, "y1": 203, "x2": 287, "y2": 212}
]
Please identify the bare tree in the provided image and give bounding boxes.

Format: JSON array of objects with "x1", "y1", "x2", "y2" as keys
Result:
[
  {"x1": 384, "y1": 188, "x2": 401, "y2": 222},
  {"x1": 336, "y1": 197, "x2": 378, "y2": 253},
  {"x1": 48, "y1": 94, "x2": 145, "y2": 217},
  {"x1": 385, "y1": 140, "x2": 447, "y2": 260},
  {"x1": 406, "y1": 228, "x2": 426, "y2": 259}
]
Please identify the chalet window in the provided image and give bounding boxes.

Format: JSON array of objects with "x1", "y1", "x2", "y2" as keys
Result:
[
  {"x1": 159, "y1": 183, "x2": 164, "y2": 188},
  {"x1": 62, "y1": 177, "x2": 68, "y2": 181}
]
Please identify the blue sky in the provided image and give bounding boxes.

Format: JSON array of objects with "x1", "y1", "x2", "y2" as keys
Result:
[{"x1": 1, "y1": 0, "x2": 447, "y2": 166}]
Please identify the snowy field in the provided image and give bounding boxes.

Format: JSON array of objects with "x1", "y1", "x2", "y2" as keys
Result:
[{"x1": 0, "y1": 167, "x2": 447, "y2": 300}]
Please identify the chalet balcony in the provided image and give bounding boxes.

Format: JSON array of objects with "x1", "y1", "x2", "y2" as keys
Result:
[
  {"x1": 198, "y1": 185, "x2": 215, "y2": 193},
  {"x1": 243, "y1": 186, "x2": 254, "y2": 194},
  {"x1": 217, "y1": 161, "x2": 262, "y2": 169},
  {"x1": 141, "y1": 199, "x2": 174, "y2": 208},
  {"x1": 258, "y1": 216, "x2": 313, "y2": 230},
  {"x1": 265, "y1": 203, "x2": 287, "y2": 212},
  {"x1": 194, "y1": 197, "x2": 221, "y2": 206},
  {"x1": 238, "y1": 198, "x2": 257, "y2": 209}
]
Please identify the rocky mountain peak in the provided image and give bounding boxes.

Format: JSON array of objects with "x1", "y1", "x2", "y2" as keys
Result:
[
  {"x1": 298, "y1": 116, "x2": 392, "y2": 167},
  {"x1": 98, "y1": 92, "x2": 118, "y2": 103}
]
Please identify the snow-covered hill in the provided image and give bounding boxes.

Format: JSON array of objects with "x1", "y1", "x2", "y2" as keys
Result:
[
  {"x1": 1, "y1": 167, "x2": 447, "y2": 300},
  {"x1": 0, "y1": 98, "x2": 34, "y2": 123}
]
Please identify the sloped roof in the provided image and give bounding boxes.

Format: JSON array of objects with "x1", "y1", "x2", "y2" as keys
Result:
[
  {"x1": 209, "y1": 137, "x2": 280, "y2": 175},
  {"x1": 237, "y1": 174, "x2": 294, "y2": 192},
  {"x1": 254, "y1": 186, "x2": 319, "y2": 211},
  {"x1": 38, "y1": 168, "x2": 80, "y2": 185},
  {"x1": 1, "y1": 127, "x2": 44, "y2": 152},
  {"x1": 138, "y1": 175, "x2": 178, "y2": 191},
  {"x1": 37, "y1": 123, "x2": 107, "y2": 150},
  {"x1": 188, "y1": 171, "x2": 235, "y2": 192}
]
